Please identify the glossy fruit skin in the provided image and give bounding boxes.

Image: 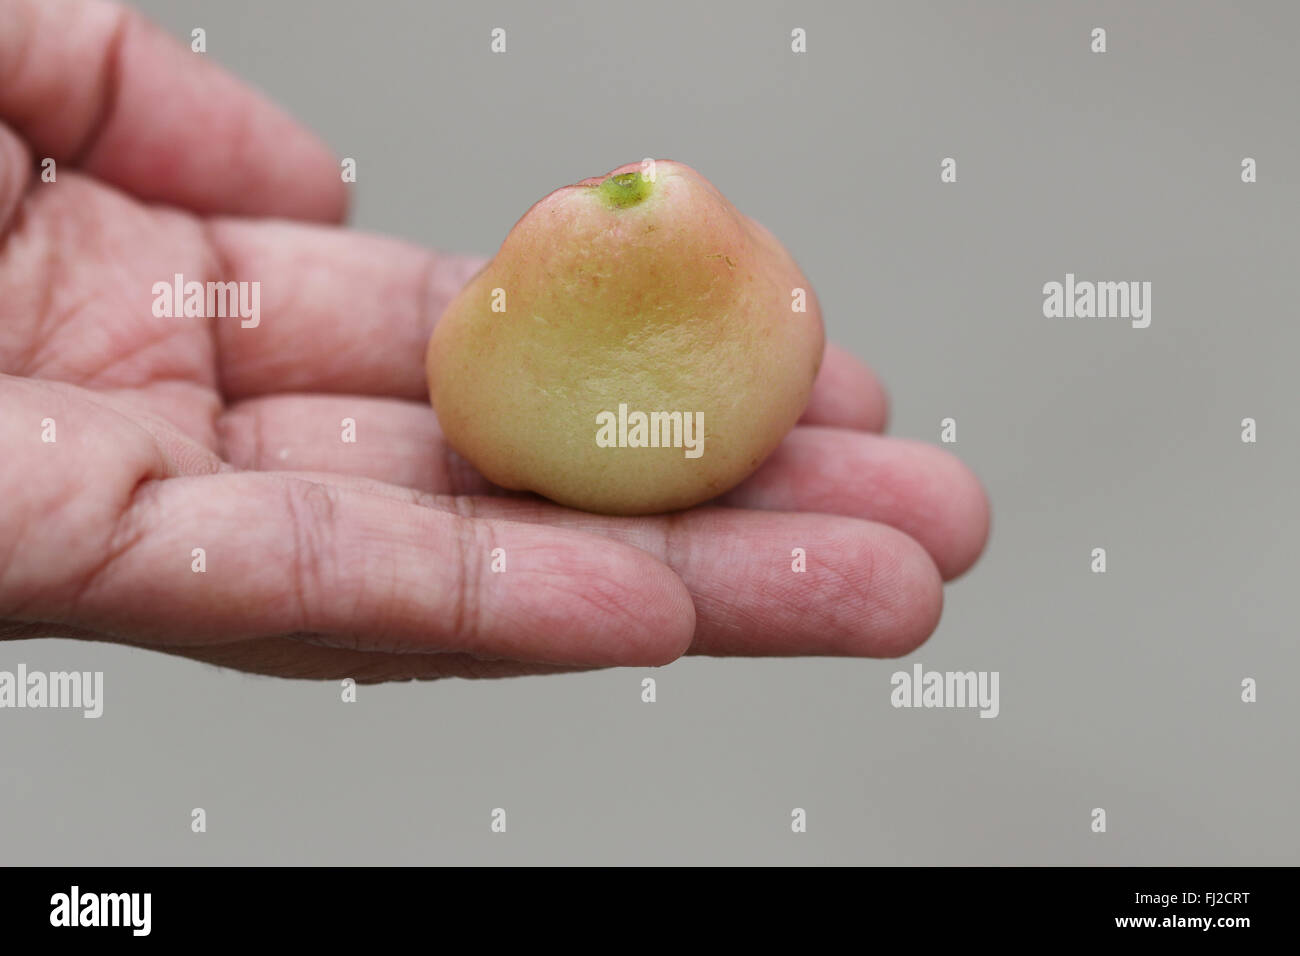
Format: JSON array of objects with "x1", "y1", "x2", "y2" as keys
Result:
[{"x1": 427, "y1": 160, "x2": 825, "y2": 516}]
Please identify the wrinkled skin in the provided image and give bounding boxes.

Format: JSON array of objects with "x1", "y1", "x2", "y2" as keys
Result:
[{"x1": 0, "y1": 0, "x2": 990, "y2": 682}]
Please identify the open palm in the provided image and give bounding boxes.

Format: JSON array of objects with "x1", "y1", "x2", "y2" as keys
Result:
[{"x1": 0, "y1": 0, "x2": 988, "y2": 681}]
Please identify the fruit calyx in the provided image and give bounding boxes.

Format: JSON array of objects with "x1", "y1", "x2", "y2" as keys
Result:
[{"x1": 595, "y1": 172, "x2": 654, "y2": 209}]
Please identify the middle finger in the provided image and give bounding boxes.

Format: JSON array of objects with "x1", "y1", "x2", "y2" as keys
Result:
[{"x1": 217, "y1": 395, "x2": 985, "y2": 580}]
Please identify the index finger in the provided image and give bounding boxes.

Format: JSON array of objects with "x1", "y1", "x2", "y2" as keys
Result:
[
  {"x1": 206, "y1": 219, "x2": 890, "y2": 434},
  {"x1": 0, "y1": 0, "x2": 346, "y2": 221},
  {"x1": 59, "y1": 470, "x2": 698, "y2": 667}
]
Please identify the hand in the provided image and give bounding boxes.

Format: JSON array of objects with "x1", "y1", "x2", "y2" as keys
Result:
[{"x1": 0, "y1": 0, "x2": 989, "y2": 681}]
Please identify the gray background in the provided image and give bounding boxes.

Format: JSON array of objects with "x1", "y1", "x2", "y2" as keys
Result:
[{"x1": 3, "y1": 0, "x2": 1296, "y2": 864}]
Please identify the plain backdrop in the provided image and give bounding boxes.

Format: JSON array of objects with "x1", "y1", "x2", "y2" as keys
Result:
[{"x1": 3, "y1": 0, "x2": 1297, "y2": 864}]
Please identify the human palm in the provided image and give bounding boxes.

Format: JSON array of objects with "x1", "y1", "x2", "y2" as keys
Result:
[{"x1": 0, "y1": 0, "x2": 989, "y2": 681}]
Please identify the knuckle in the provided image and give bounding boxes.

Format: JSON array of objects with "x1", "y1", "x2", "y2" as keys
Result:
[{"x1": 281, "y1": 479, "x2": 341, "y2": 633}]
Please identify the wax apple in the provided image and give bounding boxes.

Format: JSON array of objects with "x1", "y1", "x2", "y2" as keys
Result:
[{"x1": 427, "y1": 160, "x2": 824, "y2": 515}]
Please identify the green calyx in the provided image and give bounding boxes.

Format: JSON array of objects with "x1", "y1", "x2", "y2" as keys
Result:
[{"x1": 596, "y1": 172, "x2": 654, "y2": 209}]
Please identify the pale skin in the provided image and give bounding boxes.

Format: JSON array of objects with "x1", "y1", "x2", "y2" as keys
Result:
[{"x1": 0, "y1": 0, "x2": 990, "y2": 682}]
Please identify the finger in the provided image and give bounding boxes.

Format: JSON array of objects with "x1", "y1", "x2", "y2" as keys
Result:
[
  {"x1": 207, "y1": 219, "x2": 481, "y2": 401},
  {"x1": 62, "y1": 471, "x2": 696, "y2": 667},
  {"x1": 0, "y1": 121, "x2": 30, "y2": 236},
  {"x1": 799, "y1": 344, "x2": 889, "y2": 432},
  {"x1": 512, "y1": 503, "x2": 945, "y2": 658},
  {"x1": 217, "y1": 394, "x2": 497, "y2": 495},
  {"x1": 206, "y1": 220, "x2": 888, "y2": 435},
  {"x1": 250, "y1": 474, "x2": 946, "y2": 659},
  {"x1": 0, "y1": 0, "x2": 345, "y2": 221},
  {"x1": 2, "y1": 622, "x2": 590, "y2": 682},
  {"x1": 148, "y1": 637, "x2": 593, "y2": 683},
  {"x1": 720, "y1": 427, "x2": 991, "y2": 581},
  {"x1": 219, "y1": 397, "x2": 987, "y2": 579}
]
